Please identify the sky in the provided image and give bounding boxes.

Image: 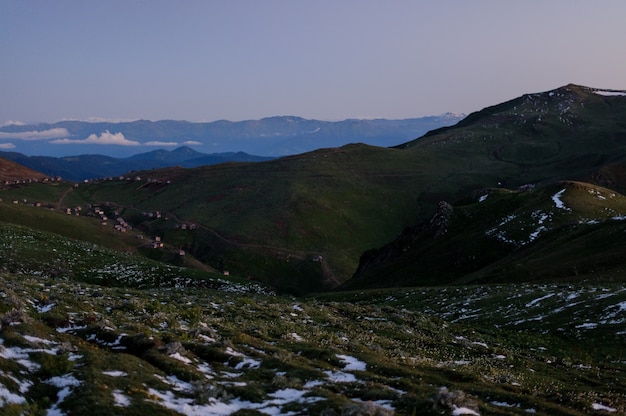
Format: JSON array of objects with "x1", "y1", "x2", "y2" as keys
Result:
[{"x1": 1, "y1": 0, "x2": 626, "y2": 124}]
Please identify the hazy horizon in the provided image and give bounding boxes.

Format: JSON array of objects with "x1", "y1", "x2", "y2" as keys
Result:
[{"x1": 0, "y1": 111, "x2": 467, "y2": 127}]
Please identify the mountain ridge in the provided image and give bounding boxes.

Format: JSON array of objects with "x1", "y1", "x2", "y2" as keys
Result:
[
  {"x1": 0, "y1": 114, "x2": 465, "y2": 158},
  {"x1": 0, "y1": 146, "x2": 274, "y2": 181}
]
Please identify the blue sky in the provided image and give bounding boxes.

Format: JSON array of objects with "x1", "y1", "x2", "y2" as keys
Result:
[{"x1": 1, "y1": 1, "x2": 625, "y2": 124}]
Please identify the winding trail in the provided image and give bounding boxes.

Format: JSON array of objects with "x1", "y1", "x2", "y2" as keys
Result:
[{"x1": 56, "y1": 185, "x2": 75, "y2": 210}]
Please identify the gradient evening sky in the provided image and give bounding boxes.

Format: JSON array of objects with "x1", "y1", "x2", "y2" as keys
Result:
[{"x1": 1, "y1": 1, "x2": 625, "y2": 124}]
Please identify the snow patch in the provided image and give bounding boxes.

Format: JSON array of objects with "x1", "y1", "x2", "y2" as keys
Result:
[
  {"x1": 103, "y1": 370, "x2": 128, "y2": 377},
  {"x1": 552, "y1": 189, "x2": 570, "y2": 211},
  {"x1": 45, "y1": 374, "x2": 81, "y2": 415},
  {"x1": 325, "y1": 370, "x2": 358, "y2": 383},
  {"x1": 593, "y1": 90, "x2": 626, "y2": 97},
  {"x1": 23, "y1": 335, "x2": 56, "y2": 345},
  {"x1": 526, "y1": 293, "x2": 555, "y2": 307},
  {"x1": 35, "y1": 303, "x2": 55, "y2": 313},
  {"x1": 337, "y1": 354, "x2": 367, "y2": 371},
  {"x1": 234, "y1": 357, "x2": 261, "y2": 370},
  {"x1": 576, "y1": 322, "x2": 598, "y2": 329},
  {"x1": 491, "y1": 401, "x2": 516, "y2": 407},
  {"x1": 170, "y1": 352, "x2": 192, "y2": 364},
  {"x1": 452, "y1": 405, "x2": 480, "y2": 415},
  {"x1": 0, "y1": 384, "x2": 26, "y2": 405},
  {"x1": 113, "y1": 389, "x2": 131, "y2": 407},
  {"x1": 592, "y1": 402, "x2": 617, "y2": 412}
]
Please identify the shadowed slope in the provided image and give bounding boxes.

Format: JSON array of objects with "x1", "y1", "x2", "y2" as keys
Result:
[
  {"x1": 0, "y1": 157, "x2": 47, "y2": 182},
  {"x1": 343, "y1": 181, "x2": 626, "y2": 290}
]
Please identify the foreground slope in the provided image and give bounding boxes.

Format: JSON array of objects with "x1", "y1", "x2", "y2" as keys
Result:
[
  {"x1": 1, "y1": 265, "x2": 625, "y2": 415},
  {"x1": 0, "y1": 198, "x2": 625, "y2": 414},
  {"x1": 19, "y1": 84, "x2": 626, "y2": 294}
]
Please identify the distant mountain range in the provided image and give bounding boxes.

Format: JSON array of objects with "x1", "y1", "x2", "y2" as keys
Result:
[
  {"x1": 0, "y1": 114, "x2": 465, "y2": 158},
  {"x1": 0, "y1": 146, "x2": 274, "y2": 181}
]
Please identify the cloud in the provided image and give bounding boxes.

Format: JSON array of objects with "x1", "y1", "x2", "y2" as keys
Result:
[
  {"x1": 0, "y1": 143, "x2": 16, "y2": 149},
  {"x1": 57, "y1": 117, "x2": 139, "y2": 123},
  {"x1": 144, "y1": 141, "x2": 179, "y2": 146},
  {"x1": 0, "y1": 128, "x2": 70, "y2": 140},
  {"x1": 1, "y1": 120, "x2": 27, "y2": 127},
  {"x1": 51, "y1": 130, "x2": 140, "y2": 146},
  {"x1": 183, "y1": 141, "x2": 202, "y2": 146}
]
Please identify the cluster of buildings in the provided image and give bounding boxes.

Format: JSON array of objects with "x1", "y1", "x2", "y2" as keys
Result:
[
  {"x1": 81, "y1": 176, "x2": 171, "y2": 185},
  {"x1": 2, "y1": 176, "x2": 194, "y2": 258},
  {"x1": 65, "y1": 206, "x2": 82, "y2": 215},
  {"x1": 2, "y1": 176, "x2": 63, "y2": 187}
]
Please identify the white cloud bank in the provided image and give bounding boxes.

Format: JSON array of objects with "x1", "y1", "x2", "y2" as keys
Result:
[
  {"x1": 0, "y1": 128, "x2": 70, "y2": 140},
  {"x1": 0, "y1": 128, "x2": 204, "y2": 148},
  {"x1": 51, "y1": 131, "x2": 140, "y2": 146},
  {"x1": 144, "y1": 141, "x2": 178, "y2": 147}
]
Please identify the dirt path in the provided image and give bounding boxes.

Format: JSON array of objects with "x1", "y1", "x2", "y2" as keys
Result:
[{"x1": 56, "y1": 185, "x2": 75, "y2": 210}]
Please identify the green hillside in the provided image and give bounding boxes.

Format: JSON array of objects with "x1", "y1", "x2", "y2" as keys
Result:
[
  {"x1": 3, "y1": 84, "x2": 626, "y2": 294},
  {"x1": 400, "y1": 84, "x2": 626, "y2": 192},
  {"x1": 3, "y1": 85, "x2": 626, "y2": 294},
  {"x1": 65, "y1": 147, "x2": 431, "y2": 294}
]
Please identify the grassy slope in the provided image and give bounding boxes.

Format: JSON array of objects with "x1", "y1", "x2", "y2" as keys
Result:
[
  {"x1": 4, "y1": 85, "x2": 626, "y2": 294},
  {"x1": 67, "y1": 147, "x2": 432, "y2": 293},
  {"x1": 343, "y1": 181, "x2": 626, "y2": 290},
  {"x1": 59, "y1": 86, "x2": 626, "y2": 291},
  {"x1": 407, "y1": 86, "x2": 626, "y2": 192},
  {"x1": 0, "y1": 202, "x2": 137, "y2": 252},
  {"x1": 0, "y1": 209, "x2": 624, "y2": 414},
  {"x1": 0, "y1": 157, "x2": 47, "y2": 182},
  {"x1": 1, "y1": 268, "x2": 625, "y2": 415}
]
